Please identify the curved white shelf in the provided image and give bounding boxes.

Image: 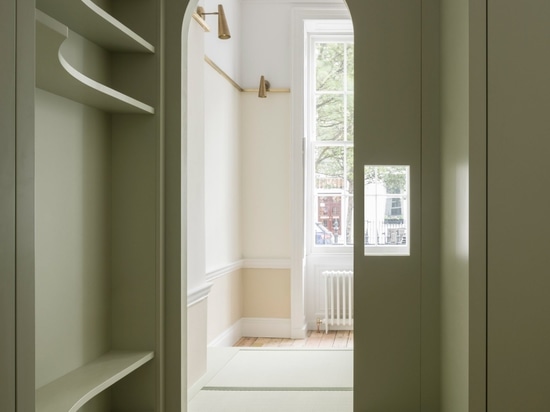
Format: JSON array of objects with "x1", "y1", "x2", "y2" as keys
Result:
[
  {"x1": 36, "y1": 0, "x2": 154, "y2": 53},
  {"x1": 36, "y1": 350, "x2": 154, "y2": 412},
  {"x1": 36, "y1": 10, "x2": 154, "y2": 114}
]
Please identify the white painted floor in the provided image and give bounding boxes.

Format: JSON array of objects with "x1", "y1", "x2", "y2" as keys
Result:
[
  {"x1": 189, "y1": 390, "x2": 353, "y2": 412},
  {"x1": 188, "y1": 347, "x2": 353, "y2": 412}
]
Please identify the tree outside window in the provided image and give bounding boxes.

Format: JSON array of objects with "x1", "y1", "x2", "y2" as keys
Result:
[{"x1": 312, "y1": 40, "x2": 354, "y2": 246}]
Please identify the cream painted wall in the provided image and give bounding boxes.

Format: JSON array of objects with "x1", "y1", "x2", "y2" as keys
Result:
[
  {"x1": 187, "y1": 16, "x2": 207, "y2": 292},
  {"x1": 186, "y1": 11, "x2": 210, "y2": 390},
  {"x1": 243, "y1": 269, "x2": 291, "y2": 319},
  {"x1": 35, "y1": 89, "x2": 111, "y2": 388},
  {"x1": 187, "y1": 299, "x2": 208, "y2": 386},
  {"x1": 241, "y1": 93, "x2": 291, "y2": 260},
  {"x1": 204, "y1": 62, "x2": 242, "y2": 272},
  {"x1": 207, "y1": 270, "x2": 243, "y2": 343},
  {"x1": 440, "y1": 0, "x2": 469, "y2": 410}
]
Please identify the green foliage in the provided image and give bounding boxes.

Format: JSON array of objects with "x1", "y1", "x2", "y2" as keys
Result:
[
  {"x1": 316, "y1": 43, "x2": 345, "y2": 91},
  {"x1": 315, "y1": 42, "x2": 354, "y2": 142},
  {"x1": 314, "y1": 41, "x2": 354, "y2": 193},
  {"x1": 364, "y1": 166, "x2": 407, "y2": 193},
  {"x1": 313, "y1": 41, "x2": 355, "y2": 244},
  {"x1": 316, "y1": 95, "x2": 345, "y2": 141}
]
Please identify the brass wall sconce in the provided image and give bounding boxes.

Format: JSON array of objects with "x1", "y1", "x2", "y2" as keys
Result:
[
  {"x1": 258, "y1": 75, "x2": 270, "y2": 98},
  {"x1": 195, "y1": 4, "x2": 231, "y2": 39}
]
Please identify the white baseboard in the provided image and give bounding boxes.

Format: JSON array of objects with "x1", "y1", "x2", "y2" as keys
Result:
[
  {"x1": 208, "y1": 319, "x2": 243, "y2": 347},
  {"x1": 241, "y1": 317, "x2": 291, "y2": 338},
  {"x1": 307, "y1": 319, "x2": 354, "y2": 332},
  {"x1": 291, "y1": 322, "x2": 308, "y2": 339},
  {"x1": 208, "y1": 317, "x2": 293, "y2": 346}
]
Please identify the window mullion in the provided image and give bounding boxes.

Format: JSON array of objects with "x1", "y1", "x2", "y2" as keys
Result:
[{"x1": 309, "y1": 36, "x2": 353, "y2": 250}]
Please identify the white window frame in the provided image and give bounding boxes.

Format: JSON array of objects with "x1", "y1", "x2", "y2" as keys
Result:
[
  {"x1": 291, "y1": 7, "x2": 353, "y2": 337},
  {"x1": 363, "y1": 165, "x2": 411, "y2": 256},
  {"x1": 305, "y1": 31, "x2": 354, "y2": 255}
]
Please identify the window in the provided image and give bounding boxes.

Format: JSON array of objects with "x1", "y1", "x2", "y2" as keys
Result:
[
  {"x1": 364, "y1": 165, "x2": 410, "y2": 255},
  {"x1": 307, "y1": 30, "x2": 354, "y2": 249}
]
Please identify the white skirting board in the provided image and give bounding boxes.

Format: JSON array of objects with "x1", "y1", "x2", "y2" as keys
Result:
[
  {"x1": 241, "y1": 318, "x2": 291, "y2": 338},
  {"x1": 208, "y1": 320, "x2": 243, "y2": 347},
  {"x1": 209, "y1": 318, "x2": 292, "y2": 347}
]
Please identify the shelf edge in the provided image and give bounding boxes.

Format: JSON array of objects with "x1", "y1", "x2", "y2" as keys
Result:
[
  {"x1": 36, "y1": 0, "x2": 154, "y2": 53},
  {"x1": 36, "y1": 10, "x2": 155, "y2": 114},
  {"x1": 69, "y1": 351, "x2": 155, "y2": 412},
  {"x1": 36, "y1": 350, "x2": 155, "y2": 412},
  {"x1": 81, "y1": 0, "x2": 155, "y2": 53}
]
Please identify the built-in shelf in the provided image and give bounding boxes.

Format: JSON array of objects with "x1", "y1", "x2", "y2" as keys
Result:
[
  {"x1": 36, "y1": 10, "x2": 155, "y2": 114},
  {"x1": 36, "y1": 0, "x2": 154, "y2": 53},
  {"x1": 35, "y1": 350, "x2": 154, "y2": 412}
]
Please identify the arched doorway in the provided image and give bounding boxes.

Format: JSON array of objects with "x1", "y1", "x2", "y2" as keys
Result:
[{"x1": 182, "y1": 0, "x2": 355, "y2": 410}]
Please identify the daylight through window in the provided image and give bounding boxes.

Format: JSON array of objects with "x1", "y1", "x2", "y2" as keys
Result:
[
  {"x1": 310, "y1": 37, "x2": 354, "y2": 248},
  {"x1": 364, "y1": 165, "x2": 410, "y2": 256}
]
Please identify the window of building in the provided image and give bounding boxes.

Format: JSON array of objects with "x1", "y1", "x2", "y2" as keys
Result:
[
  {"x1": 364, "y1": 165, "x2": 410, "y2": 255},
  {"x1": 306, "y1": 30, "x2": 354, "y2": 250}
]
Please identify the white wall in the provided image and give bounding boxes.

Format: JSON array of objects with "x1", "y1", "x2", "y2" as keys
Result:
[
  {"x1": 204, "y1": 0, "x2": 241, "y2": 83},
  {"x1": 204, "y1": 61, "x2": 242, "y2": 272},
  {"x1": 187, "y1": 14, "x2": 209, "y2": 389},
  {"x1": 187, "y1": 17, "x2": 207, "y2": 292},
  {"x1": 239, "y1": 1, "x2": 292, "y2": 88},
  {"x1": 239, "y1": 0, "x2": 346, "y2": 88},
  {"x1": 187, "y1": 299, "x2": 208, "y2": 386}
]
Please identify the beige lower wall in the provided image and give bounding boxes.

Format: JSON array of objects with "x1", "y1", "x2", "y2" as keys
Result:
[
  {"x1": 243, "y1": 268, "x2": 290, "y2": 319},
  {"x1": 187, "y1": 299, "x2": 208, "y2": 388},
  {"x1": 207, "y1": 269, "x2": 243, "y2": 344},
  {"x1": 206, "y1": 268, "x2": 291, "y2": 345}
]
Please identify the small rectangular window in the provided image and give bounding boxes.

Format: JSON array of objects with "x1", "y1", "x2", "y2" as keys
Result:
[{"x1": 364, "y1": 165, "x2": 410, "y2": 256}]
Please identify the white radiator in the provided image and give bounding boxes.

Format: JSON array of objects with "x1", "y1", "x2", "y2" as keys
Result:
[{"x1": 322, "y1": 270, "x2": 354, "y2": 333}]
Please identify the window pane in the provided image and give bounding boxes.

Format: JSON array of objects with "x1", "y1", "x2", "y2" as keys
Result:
[
  {"x1": 346, "y1": 96, "x2": 354, "y2": 141},
  {"x1": 308, "y1": 35, "x2": 353, "y2": 252},
  {"x1": 346, "y1": 44, "x2": 354, "y2": 92},
  {"x1": 315, "y1": 146, "x2": 344, "y2": 190},
  {"x1": 316, "y1": 196, "x2": 342, "y2": 244},
  {"x1": 344, "y1": 195, "x2": 354, "y2": 246},
  {"x1": 345, "y1": 147, "x2": 354, "y2": 195},
  {"x1": 316, "y1": 43, "x2": 344, "y2": 91},
  {"x1": 316, "y1": 94, "x2": 344, "y2": 141},
  {"x1": 364, "y1": 166, "x2": 410, "y2": 255}
]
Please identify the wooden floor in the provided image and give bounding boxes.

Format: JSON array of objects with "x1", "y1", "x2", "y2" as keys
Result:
[{"x1": 234, "y1": 330, "x2": 354, "y2": 349}]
